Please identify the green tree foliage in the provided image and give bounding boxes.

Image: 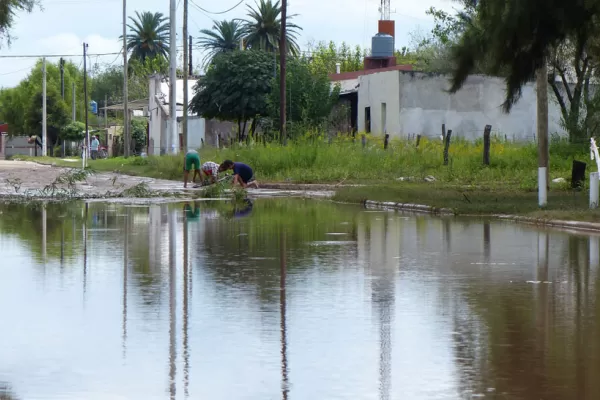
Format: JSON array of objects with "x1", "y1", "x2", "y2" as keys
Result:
[
  {"x1": 243, "y1": 0, "x2": 301, "y2": 55},
  {"x1": 124, "y1": 11, "x2": 170, "y2": 63},
  {"x1": 448, "y1": 0, "x2": 600, "y2": 112},
  {"x1": 190, "y1": 50, "x2": 273, "y2": 141},
  {"x1": 61, "y1": 121, "x2": 86, "y2": 141},
  {"x1": 198, "y1": 19, "x2": 246, "y2": 66},
  {"x1": 0, "y1": 59, "x2": 85, "y2": 138},
  {"x1": 269, "y1": 57, "x2": 340, "y2": 132},
  {"x1": 0, "y1": 0, "x2": 36, "y2": 46},
  {"x1": 131, "y1": 118, "x2": 147, "y2": 153},
  {"x1": 306, "y1": 41, "x2": 365, "y2": 75},
  {"x1": 25, "y1": 87, "x2": 69, "y2": 146}
]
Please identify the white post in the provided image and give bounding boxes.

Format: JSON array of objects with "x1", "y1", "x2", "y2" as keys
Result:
[
  {"x1": 538, "y1": 167, "x2": 547, "y2": 207},
  {"x1": 335, "y1": 62, "x2": 341, "y2": 74},
  {"x1": 169, "y1": 0, "x2": 178, "y2": 155},
  {"x1": 591, "y1": 172, "x2": 599, "y2": 209},
  {"x1": 42, "y1": 57, "x2": 47, "y2": 157}
]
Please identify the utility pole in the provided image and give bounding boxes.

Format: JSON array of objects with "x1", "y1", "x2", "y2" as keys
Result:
[
  {"x1": 105, "y1": 94, "x2": 109, "y2": 147},
  {"x1": 182, "y1": 0, "x2": 189, "y2": 152},
  {"x1": 537, "y1": 63, "x2": 549, "y2": 207},
  {"x1": 189, "y1": 35, "x2": 193, "y2": 76},
  {"x1": 42, "y1": 57, "x2": 47, "y2": 157},
  {"x1": 72, "y1": 82, "x2": 76, "y2": 121},
  {"x1": 83, "y1": 42, "x2": 90, "y2": 165},
  {"x1": 123, "y1": 0, "x2": 130, "y2": 157},
  {"x1": 169, "y1": 0, "x2": 178, "y2": 154},
  {"x1": 60, "y1": 58, "x2": 65, "y2": 157},
  {"x1": 279, "y1": 0, "x2": 287, "y2": 144}
]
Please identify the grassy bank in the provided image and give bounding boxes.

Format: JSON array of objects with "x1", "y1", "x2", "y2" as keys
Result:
[
  {"x1": 11, "y1": 136, "x2": 600, "y2": 221},
  {"x1": 16, "y1": 135, "x2": 590, "y2": 189},
  {"x1": 333, "y1": 184, "x2": 600, "y2": 221}
]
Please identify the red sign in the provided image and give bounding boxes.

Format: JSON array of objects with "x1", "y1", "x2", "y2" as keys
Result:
[{"x1": 0, "y1": 123, "x2": 7, "y2": 134}]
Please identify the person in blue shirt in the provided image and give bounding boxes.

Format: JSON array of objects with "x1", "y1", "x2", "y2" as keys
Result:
[{"x1": 218, "y1": 160, "x2": 259, "y2": 189}]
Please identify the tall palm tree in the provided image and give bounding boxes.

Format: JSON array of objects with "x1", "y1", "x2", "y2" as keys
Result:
[
  {"x1": 243, "y1": 0, "x2": 301, "y2": 55},
  {"x1": 198, "y1": 19, "x2": 245, "y2": 66},
  {"x1": 124, "y1": 11, "x2": 170, "y2": 63}
]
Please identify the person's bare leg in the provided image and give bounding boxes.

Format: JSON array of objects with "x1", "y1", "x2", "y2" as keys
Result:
[
  {"x1": 247, "y1": 180, "x2": 259, "y2": 189},
  {"x1": 183, "y1": 170, "x2": 190, "y2": 188}
]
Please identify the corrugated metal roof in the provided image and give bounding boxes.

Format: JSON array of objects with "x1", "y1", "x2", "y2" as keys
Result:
[{"x1": 333, "y1": 79, "x2": 359, "y2": 95}]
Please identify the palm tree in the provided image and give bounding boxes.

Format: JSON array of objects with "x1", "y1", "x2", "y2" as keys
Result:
[
  {"x1": 124, "y1": 11, "x2": 170, "y2": 63},
  {"x1": 243, "y1": 0, "x2": 301, "y2": 55},
  {"x1": 198, "y1": 19, "x2": 245, "y2": 66}
]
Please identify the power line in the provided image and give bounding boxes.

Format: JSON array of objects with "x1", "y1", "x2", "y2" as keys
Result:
[
  {"x1": 0, "y1": 52, "x2": 120, "y2": 59},
  {"x1": 0, "y1": 64, "x2": 37, "y2": 76},
  {"x1": 189, "y1": 0, "x2": 244, "y2": 15}
]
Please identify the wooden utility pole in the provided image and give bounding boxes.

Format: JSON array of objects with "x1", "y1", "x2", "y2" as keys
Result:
[
  {"x1": 182, "y1": 0, "x2": 189, "y2": 152},
  {"x1": 123, "y1": 0, "x2": 130, "y2": 157},
  {"x1": 537, "y1": 63, "x2": 549, "y2": 207},
  {"x1": 60, "y1": 58, "x2": 65, "y2": 157},
  {"x1": 83, "y1": 43, "x2": 90, "y2": 165},
  {"x1": 72, "y1": 82, "x2": 76, "y2": 121},
  {"x1": 42, "y1": 57, "x2": 47, "y2": 157},
  {"x1": 279, "y1": 0, "x2": 287, "y2": 144},
  {"x1": 168, "y1": 0, "x2": 178, "y2": 154}
]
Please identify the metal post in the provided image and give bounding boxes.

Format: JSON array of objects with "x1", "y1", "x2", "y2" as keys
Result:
[
  {"x1": 169, "y1": 0, "x2": 178, "y2": 154},
  {"x1": 72, "y1": 82, "x2": 76, "y2": 121},
  {"x1": 183, "y1": 0, "x2": 189, "y2": 153},
  {"x1": 42, "y1": 57, "x2": 47, "y2": 157},
  {"x1": 279, "y1": 0, "x2": 287, "y2": 144},
  {"x1": 537, "y1": 63, "x2": 549, "y2": 207},
  {"x1": 83, "y1": 43, "x2": 90, "y2": 167}
]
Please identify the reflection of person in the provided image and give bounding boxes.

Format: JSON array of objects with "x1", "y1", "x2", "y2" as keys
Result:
[
  {"x1": 218, "y1": 160, "x2": 259, "y2": 189},
  {"x1": 233, "y1": 198, "x2": 253, "y2": 218},
  {"x1": 183, "y1": 201, "x2": 200, "y2": 221},
  {"x1": 201, "y1": 161, "x2": 220, "y2": 184},
  {"x1": 183, "y1": 149, "x2": 201, "y2": 188}
]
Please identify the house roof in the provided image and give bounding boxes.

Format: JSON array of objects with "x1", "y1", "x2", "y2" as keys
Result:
[
  {"x1": 329, "y1": 64, "x2": 414, "y2": 82},
  {"x1": 102, "y1": 98, "x2": 148, "y2": 111}
]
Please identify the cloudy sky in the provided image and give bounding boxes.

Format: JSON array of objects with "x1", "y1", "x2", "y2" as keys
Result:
[{"x1": 0, "y1": 0, "x2": 458, "y2": 88}]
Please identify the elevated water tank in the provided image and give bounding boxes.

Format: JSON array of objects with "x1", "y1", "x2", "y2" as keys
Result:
[
  {"x1": 90, "y1": 100, "x2": 98, "y2": 115},
  {"x1": 371, "y1": 33, "x2": 394, "y2": 58}
]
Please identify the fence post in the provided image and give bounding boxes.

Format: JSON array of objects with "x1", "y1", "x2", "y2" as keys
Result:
[
  {"x1": 591, "y1": 172, "x2": 599, "y2": 209},
  {"x1": 441, "y1": 124, "x2": 446, "y2": 141},
  {"x1": 443, "y1": 130, "x2": 452, "y2": 165},
  {"x1": 384, "y1": 133, "x2": 389, "y2": 149},
  {"x1": 361, "y1": 134, "x2": 366, "y2": 149},
  {"x1": 483, "y1": 124, "x2": 492, "y2": 165},
  {"x1": 416, "y1": 134, "x2": 421, "y2": 148}
]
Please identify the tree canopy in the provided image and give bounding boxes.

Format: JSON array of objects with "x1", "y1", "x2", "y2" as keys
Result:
[
  {"x1": 190, "y1": 50, "x2": 274, "y2": 140},
  {"x1": 0, "y1": 0, "x2": 36, "y2": 46},
  {"x1": 124, "y1": 11, "x2": 170, "y2": 63}
]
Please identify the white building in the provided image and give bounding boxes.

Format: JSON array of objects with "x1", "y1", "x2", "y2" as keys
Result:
[{"x1": 332, "y1": 68, "x2": 566, "y2": 141}]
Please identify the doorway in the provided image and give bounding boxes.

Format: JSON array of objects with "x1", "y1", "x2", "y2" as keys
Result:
[
  {"x1": 365, "y1": 107, "x2": 371, "y2": 133},
  {"x1": 381, "y1": 102, "x2": 387, "y2": 134}
]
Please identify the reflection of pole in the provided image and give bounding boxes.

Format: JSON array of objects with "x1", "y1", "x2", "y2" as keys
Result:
[
  {"x1": 443, "y1": 218, "x2": 451, "y2": 253},
  {"x1": 168, "y1": 210, "x2": 177, "y2": 399},
  {"x1": 83, "y1": 203, "x2": 88, "y2": 295},
  {"x1": 122, "y1": 208, "x2": 129, "y2": 358},
  {"x1": 42, "y1": 204, "x2": 47, "y2": 263},
  {"x1": 183, "y1": 210, "x2": 190, "y2": 398},
  {"x1": 280, "y1": 231, "x2": 289, "y2": 400},
  {"x1": 60, "y1": 219, "x2": 65, "y2": 269},
  {"x1": 483, "y1": 222, "x2": 490, "y2": 263},
  {"x1": 535, "y1": 231, "x2": 549, "y2": 382}
]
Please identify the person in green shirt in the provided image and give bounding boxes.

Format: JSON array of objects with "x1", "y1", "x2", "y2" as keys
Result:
[{"x1": 183, "y1": 149, "x2": 201, "y2": 188}]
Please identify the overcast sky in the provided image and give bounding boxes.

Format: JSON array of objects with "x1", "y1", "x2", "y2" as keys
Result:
[{"x1": 0, "y1": 0, "x2": 458, "y2": 89}]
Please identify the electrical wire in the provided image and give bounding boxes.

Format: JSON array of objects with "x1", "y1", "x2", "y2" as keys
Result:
[
  {"x1": 0, "y1": 64, "x2": 37, "y2": 76},
  {"x1": 0, "y1": 52, "x2": 120, "y2": 59},
  {"x1": 189, "y1": 0, "x2": 244, "y2": 15}
]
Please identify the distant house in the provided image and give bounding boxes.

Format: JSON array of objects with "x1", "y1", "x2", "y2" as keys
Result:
[{"x1": 147, "y1": 75, "x2": 235, "y2": 153}]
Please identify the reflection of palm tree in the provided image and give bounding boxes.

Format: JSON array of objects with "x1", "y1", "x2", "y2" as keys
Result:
[
  {"x1": 198, "y1": 20, "x2": 245, "y2": 66},
  {"x1": 0, "y1": 382, "x2": 19, "y2": 400}
]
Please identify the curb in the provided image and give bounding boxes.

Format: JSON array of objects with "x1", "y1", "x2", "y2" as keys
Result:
[{"x1": 363, "y1": 200, "x2": 600, "y2": 233}]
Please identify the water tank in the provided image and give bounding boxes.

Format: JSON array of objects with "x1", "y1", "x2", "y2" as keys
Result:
[
  {"x1": 371, "y1": 33, "x2": 394, "y2": 58},
  {"x1": 90, "y1": 100, "x2": 98, "y2": 115}
]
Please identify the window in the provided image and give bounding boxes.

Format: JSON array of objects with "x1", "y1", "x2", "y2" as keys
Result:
[
  {"x1": 381, "y1": 103, "x2": 387, "y2": 134},
  {"x1": 365, "y1": 107, "x2": 371, "y2": 133}
]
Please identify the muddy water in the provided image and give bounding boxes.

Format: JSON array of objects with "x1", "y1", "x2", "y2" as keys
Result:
[{"x1": 1, "y1": 199, "x2": 600, "y2": 400}]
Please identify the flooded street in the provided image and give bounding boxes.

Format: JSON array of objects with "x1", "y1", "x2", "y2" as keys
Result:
[{"x1": 1, "y1": 199, "x2": 599, "y2": 400}]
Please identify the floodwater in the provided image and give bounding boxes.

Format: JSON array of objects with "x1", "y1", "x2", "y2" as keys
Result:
[{"x1": 1, "y1": 199, "x2": 599, "y2": 400}]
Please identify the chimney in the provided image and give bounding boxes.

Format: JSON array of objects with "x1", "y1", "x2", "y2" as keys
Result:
[{"x1": 335, "y1": 62, "x2": 341, "y2": 74}]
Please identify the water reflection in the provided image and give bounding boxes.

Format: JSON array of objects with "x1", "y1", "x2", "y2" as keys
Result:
[{"x1": 3, "y1": 200, "x2": 600, "y2": 399}]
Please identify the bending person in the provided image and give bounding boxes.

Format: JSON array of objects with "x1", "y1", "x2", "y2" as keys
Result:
[
  {"x1": 218, "y1": 159, "x2": 259, "y2": 189},
  {"x1": 183, "y1": 149, "x2": 201, "y2": 188}
]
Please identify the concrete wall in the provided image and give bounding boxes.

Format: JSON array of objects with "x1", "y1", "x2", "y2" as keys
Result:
[
  {"x1": 4, "y1": 136, "x2": 35, "y2": 157},
  {"x1": 357, "y1": 71, "x2": 565, "y2": 141}
]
